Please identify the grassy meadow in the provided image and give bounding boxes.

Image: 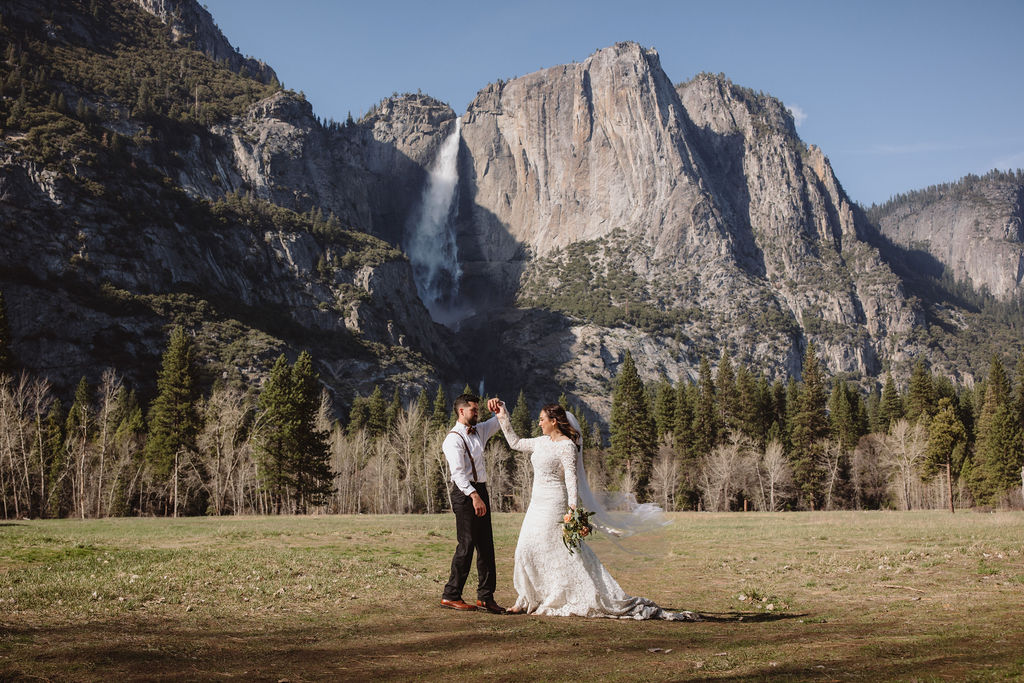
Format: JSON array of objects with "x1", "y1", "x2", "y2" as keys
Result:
[{"x1": 2, "y1": 511, "x2": 1023, "y2": 681}]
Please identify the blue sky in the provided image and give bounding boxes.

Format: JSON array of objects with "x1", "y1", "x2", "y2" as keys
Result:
[{"x1": 201, "y1": 0, "x2": 1024, "y2": 207}]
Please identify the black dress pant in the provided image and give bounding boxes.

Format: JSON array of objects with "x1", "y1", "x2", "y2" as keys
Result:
[{"x1": 442, "y1": 483, "x2": 496, "y2": 602}]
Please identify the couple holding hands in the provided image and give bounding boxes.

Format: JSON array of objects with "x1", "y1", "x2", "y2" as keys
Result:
[{"x1": 440, "y1": 393, "x2": 697, "y2": 620}]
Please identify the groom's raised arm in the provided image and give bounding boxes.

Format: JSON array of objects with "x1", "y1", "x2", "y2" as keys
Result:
[{"x1": 476, "y1": 412, "x2": 501, "y2": 442}]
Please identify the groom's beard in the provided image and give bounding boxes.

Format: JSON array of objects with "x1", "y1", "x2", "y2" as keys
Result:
[{"x1": 468, "y1": 416, "x2": 478, "y2": 426}]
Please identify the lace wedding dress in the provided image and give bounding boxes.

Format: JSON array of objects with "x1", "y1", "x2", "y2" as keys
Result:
[{"x1": 498, "y1": 412, "x2": 697, "y2": 620}]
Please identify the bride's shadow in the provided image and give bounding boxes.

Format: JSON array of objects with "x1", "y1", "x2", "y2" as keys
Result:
[{"x1": 690, "y1": 611, "x2": 808, "y2": 623}]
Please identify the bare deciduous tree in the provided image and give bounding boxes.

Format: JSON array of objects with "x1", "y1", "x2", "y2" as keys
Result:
[
  {"x1": 648, "y1": 440, "x2": 679, "y2": 511},
  {"x1": 818, "y1": 438, "x2": 846, "y2": 511},
  {"x1": 699, "y1": 435, "x2": 749, "y2": 511},
  {"x1": 754, "y1": 439, "x2": 792, "y2": 512},
  {"x1": 196, "y1": 386, "x2": 255, "y2": 514},
  {"x1": 882, "y1": 419, "x2": 929, "y2": 510}
]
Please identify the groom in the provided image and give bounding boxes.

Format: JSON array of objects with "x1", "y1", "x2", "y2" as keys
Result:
[{"x1": 440, "y1": 393, "x2": 505, "y2": 614}]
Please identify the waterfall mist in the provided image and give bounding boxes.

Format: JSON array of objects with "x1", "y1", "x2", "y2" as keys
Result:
[{"x1": 405, "y1": 117, "x2": 473, "y2": 328}]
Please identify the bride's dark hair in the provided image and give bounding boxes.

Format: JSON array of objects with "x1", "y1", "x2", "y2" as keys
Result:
[{"x1": 542, "y1": 403, "x2": 580, "y2": 444}]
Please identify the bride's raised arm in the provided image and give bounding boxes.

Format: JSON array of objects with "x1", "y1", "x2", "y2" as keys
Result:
[{"x1": 495, "y1": 401, "x2": 539, "y2": 453}]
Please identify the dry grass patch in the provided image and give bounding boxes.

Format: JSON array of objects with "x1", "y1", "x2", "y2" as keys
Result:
[{"x1": 1, "y1": 511, "x2": 1023, "y2": 681}]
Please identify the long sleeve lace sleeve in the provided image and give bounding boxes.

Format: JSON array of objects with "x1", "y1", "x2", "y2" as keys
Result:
[
  {"x1": 558, "y1": 441, "x2": 579, "y2": 507},
  {"x1": 497, "y1": 410, "x2": 538, "y2": 453}
]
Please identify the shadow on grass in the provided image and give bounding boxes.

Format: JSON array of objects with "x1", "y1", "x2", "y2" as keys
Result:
[
  {"x1": 694, "y1": 611, "x2": 808, "y2": 623},
  {"x1": 4, "y1": 607, "x2": 1024, "y2": 682}
]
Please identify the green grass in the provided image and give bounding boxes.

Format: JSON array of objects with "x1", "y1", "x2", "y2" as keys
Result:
[{"x1": 1, "y1": 511, "x2": 1023, "y2": 681}]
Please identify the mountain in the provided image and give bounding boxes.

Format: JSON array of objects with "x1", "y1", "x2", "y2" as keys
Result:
[
  {"x1": 0, "y1": 0, "x2": 459, "y2": 408},
  {"x1": 1, "y1": 1, "x2": 1021, "y2": 422},
  {"x1": 866, "y1": 170, "x2": 1024, "y2": 302},
  {"x1": 453, "y1": 45, "x2": 922, "y2": 415}
]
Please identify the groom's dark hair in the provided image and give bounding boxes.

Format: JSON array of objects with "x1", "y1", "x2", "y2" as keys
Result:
[{"x1": 454, "y1": 393, "x2": 480, "y2": 410}]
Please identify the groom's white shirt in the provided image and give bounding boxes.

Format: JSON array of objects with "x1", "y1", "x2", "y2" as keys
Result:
[{"x1": 443, "y1": 416, "x2": 500, "y2": 496}]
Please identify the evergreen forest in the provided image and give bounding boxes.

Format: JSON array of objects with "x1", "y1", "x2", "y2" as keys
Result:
[{"x1": 2, "y1": 299, "x2": 1022, "y2": 519}]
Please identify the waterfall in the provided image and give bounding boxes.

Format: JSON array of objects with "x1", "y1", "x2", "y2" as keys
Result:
[{"x1": 405, "y1": 117, "x2": 469, "y2": 327}]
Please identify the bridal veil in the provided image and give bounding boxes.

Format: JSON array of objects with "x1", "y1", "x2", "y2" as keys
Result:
[{"x1": 565, "y1": 411, "x2": 669, "y2": 539}]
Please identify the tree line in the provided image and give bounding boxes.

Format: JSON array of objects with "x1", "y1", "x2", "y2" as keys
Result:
[
  {"x1": 607, "y1": 346, "x2": 1024, "y2": 513},
  {"x1": 1, "y1": 288, "x2": 1023, "y2": 518}
]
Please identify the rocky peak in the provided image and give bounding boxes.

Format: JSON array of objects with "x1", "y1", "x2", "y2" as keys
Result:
[
  {"x1": 678, "y1": 72, "x2": 797, "y2": 140},
  {"x1": 459, "y1": 41, "x2": 711, "y2": 284},
  {"x1": 868, "y1": 171, "x2": 1024, "y2": 301},
  {"x1": 133, "y1": 0, "x2": 278, "y2": 84}
]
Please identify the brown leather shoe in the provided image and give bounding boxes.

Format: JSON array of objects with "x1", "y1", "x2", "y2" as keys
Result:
[
  {"x1": 440, "y1": 598, "x2": 476, "y2": 611},
  {"x1": 476, "y1": 599, "x2": 506, "y2": 614}
]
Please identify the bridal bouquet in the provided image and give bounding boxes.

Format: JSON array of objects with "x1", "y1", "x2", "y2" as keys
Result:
[{"x1": 561, "y1": 506, "x2": 595, "y2": 554}]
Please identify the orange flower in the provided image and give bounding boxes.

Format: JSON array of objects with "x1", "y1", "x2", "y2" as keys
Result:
[
  {"x1": 580, "y1": 527, "x2": 590, "y2": 537},
  {"x1": 563, "y1": 513, "x2": 572, "y2": 523}
]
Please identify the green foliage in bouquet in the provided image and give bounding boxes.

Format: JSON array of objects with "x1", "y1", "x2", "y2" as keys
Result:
[{"x1": 561, "y1": 506, "x2": 595, "y2": 554}]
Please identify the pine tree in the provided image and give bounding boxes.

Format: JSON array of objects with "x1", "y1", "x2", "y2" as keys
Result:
[
  {"x1": 877, "y1": 372, "x2": 904, "y2": 433},
  {"x1": 905, "y1": 359, "x2": 935, "y2": 425},
  {"x1": 784, "y1": 379, "x2": 800, "y2": 451},
  {"x1": 925, "y1": 397, "x2": 967, "y2": 480},
  {"x1": 44, "y1": 399, "x2": 68, "y2": 518},
  {"x1": 255, "y1": 355, "x2": 295, "y2": 513},
  {"x1": 608, "y1": 351, "x2": 656, "y2": 495},
  {"x1": 386, "y1": 388, "x2": 402, "y2": 431},
  {"x1": 146, "y1": 329, "x2": 200, "y2": 514},
  {"x1": 110, "y1": 389, "x2": 145, "y2": 517},
  {"x1": 144, "y1": 328, "x2": 200, "y2": 495},
  {"x1": 715, "y1": 350, "x2": 739, "y2": 435},
  {"x1": 1012, "y1": 351, "x2": 1024, "y2": 428},
  {"x1": 415, "y1": 388, "x2": 430, "y2": 420},
  {"x1": 673, "y1": 382, "x2": 695, "y2": 462},
  {"x1": 510, "y1": 389, "x2": 532, "y2": 441},
  {"x1": 790, "y1": 342, "x2": 828, "y2": 509},
  {"x1": 429, "y1": 385, "x2": 448, "y2": 433},
  {"x1": 692, "y1": 356, "x2": 718, "y2": 458},
  {"x1": 957, "y1": 389, "x2": 976, "y2": 452},
  {"x1": 289, "y1": 352, "x2": 333, "y2": 511},
  {"x1": 968, "y1": 356, "x2": 1023, "y2": 505},
  {"x1": 0, "y1": 290, "x2": 12, "y2": 375},
  {"x1": 6, "y1": 87, "x2": 27, "y2": 128},
  {"x1": 575, "y1": 410, "x2": 593, "y2": 451},
  {"x1": 866, "y1": 383, "x2": 881, "y2": 432},
  {"x1": 654, "y1": 382, "x2": 676, "y2": 441},
  {"x1": 828, "y1": 381, "x2": 864, "y2": 452},
  {"x1": 346, "y1": 396, "x2": 369, "y2": 433},
  {"x1": 734, "y1": 365, "x2": 759, "y2": 443},
  {"x1": 770, "y1": 379, "x2": 788, "y2": 445},
  {"x1": 365, "y1": 385, "x2": 387, "y2": 438}
]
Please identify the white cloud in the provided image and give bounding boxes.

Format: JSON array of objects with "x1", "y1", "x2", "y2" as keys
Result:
[{"x1": 787, "y1": 104, "x2": 807, "y2": 127}]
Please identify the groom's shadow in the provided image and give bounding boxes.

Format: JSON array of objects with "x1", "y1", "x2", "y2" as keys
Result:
[{"x1": 689, "y1": 610, "x2": 808, "y2": 623}]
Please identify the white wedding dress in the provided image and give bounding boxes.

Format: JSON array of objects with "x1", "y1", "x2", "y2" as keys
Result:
[{"x1": 498, "y1": 412, "x2": 697, "y2": 620}]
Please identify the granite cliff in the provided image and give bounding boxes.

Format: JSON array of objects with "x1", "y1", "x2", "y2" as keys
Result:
[
  {"x1": 867, "y1": 171, "x2": 1024, "y2": 302},
  {"x1": 452, "y1": 46, "x2": 923, "y2": 415}
]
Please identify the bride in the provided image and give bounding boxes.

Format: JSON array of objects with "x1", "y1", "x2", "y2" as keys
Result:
[{"x1": 490, "y1": 399, "x2": 698, "y2": 620}]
